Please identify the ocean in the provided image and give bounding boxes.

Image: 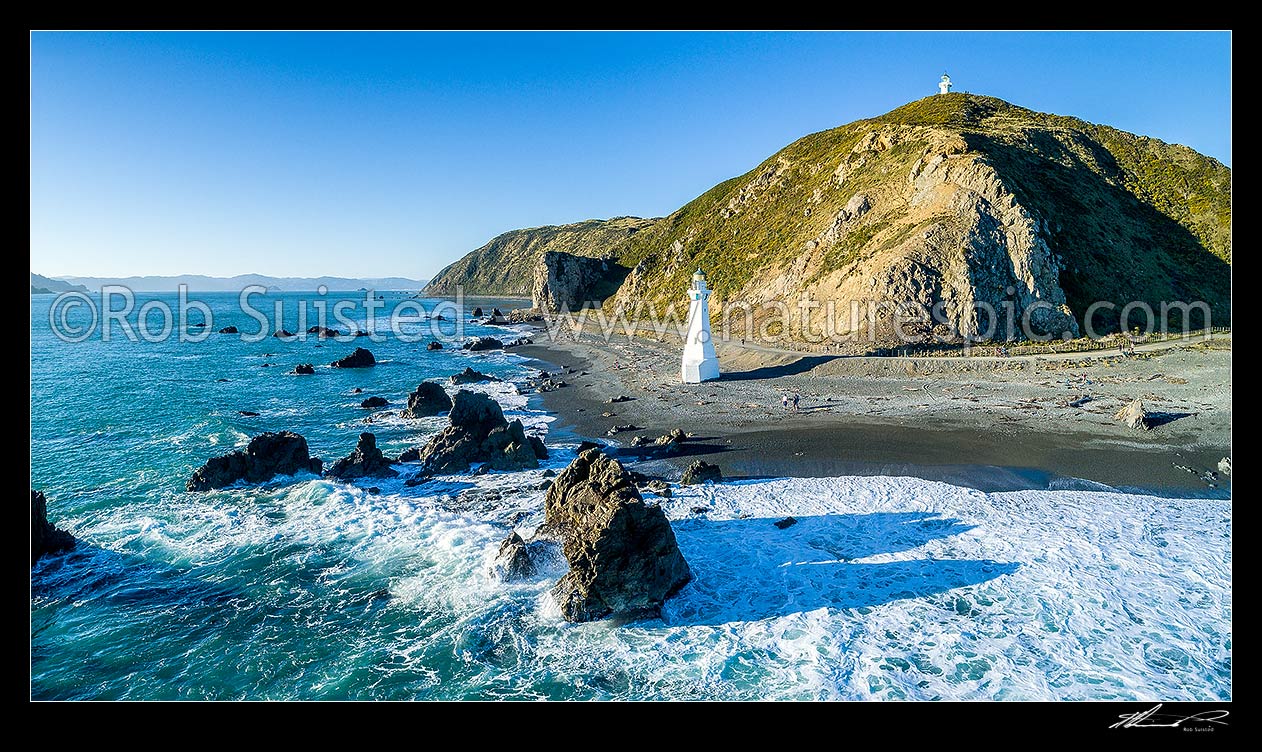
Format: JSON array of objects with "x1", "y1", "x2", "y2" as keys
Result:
[{"x1": 30, "y1": 292, "x2": 1231, "y2": 700}]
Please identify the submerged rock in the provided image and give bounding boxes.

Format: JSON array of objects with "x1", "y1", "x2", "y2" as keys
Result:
[
  {"x1": 681, "y1": 461, "x2": 722, "y2": 485},
  {"x1": 218, "y1": 325, "x2": 238, "y2": 334},
  {"x1": 462, "y1": 336, "x2": 504, "y2": 352},
  {"x1": 450, "y1": 367, "x2": 500, "y2": 385},
  {"x1": 293, "y1": 363, "x2": 315, "y2": 375},
  {"x1": 307, "y1": 325, "x2": 343, "y2": 338},
  {"x1": 328, "y1": 432, "x2": 398, "y2": 479},
  {"x1": 1113, "y1": 398, "x2": 1151, "y2": 431},
  {"x1": 397, "y1": 391, "x2": 547, "y2": 473},
  {"x1": 470, "y1": 306, "x2": 483, "y2": 317},
  {"x1": 426, "y1": 341, "x2": 443, "y2": 351},
  {"x1": 774, "y1": 516, "x2": 798, "y2": 530},
  {"x1": 31, "y1": 490, "x2": 75, "y2": 565},
  {"x1": 273, "y1": 329, "x2": 296, "y2": 338},
  {"x1": 331, "y1": 347, "x2": 376, "y2": 368},
  {"x1": 187, "y1": 431, "x2": 323, "y2": 491},
  {"x1": 401, "y1": 382, "x2": 452, "y2": 418},
  {"x1": 540, "y1": 450, "x2": 692, "y2": 622},
  {"x1": 360, "y1": 396, "x2": 388, "y2": 408}
]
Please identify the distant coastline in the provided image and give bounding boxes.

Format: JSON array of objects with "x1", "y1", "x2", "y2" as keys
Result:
[{"x1": 36, "y1": 273, "x2": 429, "y2": 292}]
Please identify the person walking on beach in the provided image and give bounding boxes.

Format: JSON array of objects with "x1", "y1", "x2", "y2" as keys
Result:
[
  {"x1": 781, "y1": 394, "x2": 789, "y2": 410},
  {"x1": 791, "y1": 392, "x2": 800, "y2": 412}
]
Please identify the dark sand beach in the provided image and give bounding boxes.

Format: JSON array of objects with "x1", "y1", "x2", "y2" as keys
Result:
[{"x1": 514, "y1": 329, "x2": 1231, "y2": 496}]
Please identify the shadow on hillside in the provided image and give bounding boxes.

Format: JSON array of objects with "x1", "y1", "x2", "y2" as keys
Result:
[
  {"x1": 662, "y1": 511, "x2": 1018, "y2": 626},
  {"x1": 966, "y1": 131, "x2": 1230, "y2": 333}
]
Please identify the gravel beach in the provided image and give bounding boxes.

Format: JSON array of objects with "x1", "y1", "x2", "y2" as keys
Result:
[{"x1": 513, "y1": 328, "x2": 1231, "y2": 496}]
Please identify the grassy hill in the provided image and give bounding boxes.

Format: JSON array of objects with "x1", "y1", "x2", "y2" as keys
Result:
[
  {"x1": 424, "y1": 217, "x2": 656, "y2": 296},
  {"x1": 430, "y1": 95, "x2": 1230, "y2": 342}
]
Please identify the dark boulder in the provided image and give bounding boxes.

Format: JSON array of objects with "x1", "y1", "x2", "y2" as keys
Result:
[
  {"x1": 401, "y1": 382, "x2": 452, "y2": 418},
  {"x1": 528, "y1": 435, "x2": 548, "y2": 460},
  {"x1": 354, "y1": 330, "x2": 371, "y2": 337},
  {"x1": 328, "y1": 432, "x2": 398, "y2": 480},
  {"x1": 307, "y1": 325, "x2": 343, "y2": 338},
  {"x1": 31, "y1": 490, "x2": 76, "y2": 565},
  {"x1": 331, "y1": 347, "x2": 375, "y2": 368},
  {"x1": 360, "y1": 396, "x2": 389, "y2": 408},
  {"x1": 607, "y1": 395, "x2": 633, "y2": 404},
  {"x1": 399, "y1": 391, "x2": 547, "y2": 474},
  {"x1": 187, "y1": 431, "x2": 323, "y2": 491},
  {"x1": 576, "y1": 441, "x2": 601, "y2": 454},
  {"x1": 538, "y1": 450, "x2": 691, "y2": 622},
  {"x1": 238, "y1": 410, "x2": 260, "y2": 417},
  {"x1": 451, "y1": 367, "x2": 500, "y2": 385},
  {"x1": 274, "y1": 329, "x2": 296, "y2": 338},
  {"x1": 491, "y1": 531, "x2": 538, "y2": 580},
  {"x1": 293, "y1": 363, "x2": 315, "y2": 375},
  {"x1": 218, "y1": 325, "x2": 239, "y2": 334},
  {"x1": 471, "y1": 306, "x2": 483, "y2": 317},
  {"x1": 774, "y1": 516, "x2": 798, "y2": 530},
  {"x1": 426, "y1": 341, "x2": 443, "y2": 351},
  {"x1": 681, "y1": 461, "x2": 722, "y2": 485},
  {"x1": 462, "y1": 337, "x2": 504, "y2": 352}
]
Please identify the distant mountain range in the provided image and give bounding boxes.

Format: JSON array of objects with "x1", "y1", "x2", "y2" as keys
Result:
[
  {"x1": 37, "y1": 274, "x2": 428, "y2": 292},
  {"x1": 30, "y1": 273, "x2": 89, "y2": 294}
]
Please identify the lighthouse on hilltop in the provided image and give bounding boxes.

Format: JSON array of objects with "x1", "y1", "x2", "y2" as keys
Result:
[
  {"x1": 681, "y1": 269, "x2": 720, "y2": 383},
  {"x1": 938, "y1": 72, "x2": 952, "y2": 95}
]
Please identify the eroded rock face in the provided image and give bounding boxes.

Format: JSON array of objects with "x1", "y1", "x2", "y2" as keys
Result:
[
  {"x1": 328, "y1": 432, "x2": 398, "y2": 479},
  {"x1": 187, "y1": 431, "x2": 323, "y2": 491},
  {"x1": 401, "y1": 382, "x2": 452, "y2": 418},
  {"x1": 32, "y1": 490, "x2": 75, "y2": 565},
  {"x1": 331, "y1": 347, "x2": 375, "y2": 368},
  {"x1": 399, "y1": 391, "x2": 547, "y2": 473},
  {"x1": 540, "y1": 449, "x2": 692, "y2": 622},
  {"x1": 531, "y1": 250, "x2": 628, "y2": 313}
]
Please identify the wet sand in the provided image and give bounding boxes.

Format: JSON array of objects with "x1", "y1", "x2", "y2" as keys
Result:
[{"x1": 513, "y1": 330, "x2": 1231, "y2": 497}]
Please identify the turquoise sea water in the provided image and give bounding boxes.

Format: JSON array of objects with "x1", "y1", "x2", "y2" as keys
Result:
[
  {"x1": 31, "y1": 291, "x2": 554, "y2": 699},
  {"x1": 31, "y1": 291, "x2": 1231, "y2": 701}
]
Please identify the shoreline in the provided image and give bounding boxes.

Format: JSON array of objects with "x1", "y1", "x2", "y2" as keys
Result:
[{"x1": 512, "y1": 329, "x2": 1231, "y2": 498}]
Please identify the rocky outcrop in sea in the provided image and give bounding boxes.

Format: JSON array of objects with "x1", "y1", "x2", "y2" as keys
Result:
[
  {"x1": 187, "y1": 431, "x2": 323, "y2": 491},
  {"x1": 327, "y1": 432, "x2": 398, "y2": 479},
  {"x1": 397, "y1": 391, "x2": 546, "y2": 473},
  {"x1": 533, "y1": 449, "x2": 692, "y2": 622},
  {"x1": 32, "y1": 490, "x2": 76, "y2": 565}
]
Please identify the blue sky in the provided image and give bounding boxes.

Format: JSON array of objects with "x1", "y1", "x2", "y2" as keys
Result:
[{"x1": 30, "y1": 31, "x2": 1232, "y2": 279}]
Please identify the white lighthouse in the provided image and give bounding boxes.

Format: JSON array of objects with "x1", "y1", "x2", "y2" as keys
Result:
[
  {"x1": 938, "y1": 72, "x2": 952, "y2": 95},
  {"x1": 681, "y1": 269, "x2": 720, "y2": 383}
]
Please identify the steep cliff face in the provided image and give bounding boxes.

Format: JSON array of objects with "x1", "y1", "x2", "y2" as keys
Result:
[
  {"x1": 531, "y1": 251, "x2": 629, "y2": 312},
  {"x1": 424, "y1": 217, "x2": 655, "y2": 296}
]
